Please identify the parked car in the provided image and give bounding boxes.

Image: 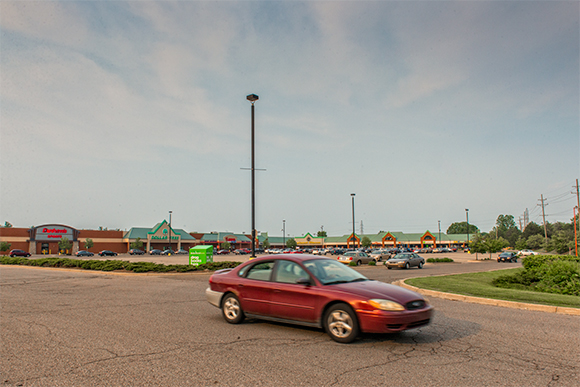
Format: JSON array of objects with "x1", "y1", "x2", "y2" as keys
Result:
[
  {"x1": 517, "y1": 249, "x2": 538, "y2": 256},
  {"x1": 216, "y1": 250, "x2": 230, "y2": 255},
  {"x1": 174, "y1": 249, "x2": 188, "y2": 255},
  {"x1": 369, "y1": 249, "x2": 390, "y2": 262},
  {"x1": 234, "y1": 248, "x2": 251, "y2": 255},
  {"x1": 149, "y1": 249, "x2": 162, "y2": 255},
  {"x1": 497, "y1": 252, "x2": 518, "y2": 263},
  {"x1": 161, "y1": 249, "x2": 175, "y2": 255},
  {"x1": 337, "y1": 251, "x2": 373, "y2": 265},
  {"x1": 205, "y1": 255, "x2": 433, "y2": 343},
  {"x1": 9, "y1": 249, "x2": 31, "y2": 257},
  {"x1": 385, "y1": 253, "x2": 425, "y2": 270},
  {"x1": 98, "y1": 250, "x2": 117, "y2": 257},
  {"x1": 128, "y1": 249, "x2": 145, "y2": 255},
  {"x1": 75, "y1": 250, "x2": 94, "y2": 257}
]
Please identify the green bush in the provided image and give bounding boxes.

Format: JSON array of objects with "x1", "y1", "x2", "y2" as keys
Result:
[
  {"x1": 427, "y1": 257, "x2": 454, "y2": 263},
  {"x1": 0, "y1": 256, "x2": 241, "y2": 273},
  {"x1": 493, "y1": 255, "x2": 580, "y2": 296},
  {"x1": 368, "y1": 260, "x2": 376, "y2": 266},
  {"x1": 348, "y1": 261, "x2": 357, "y2": 266}
]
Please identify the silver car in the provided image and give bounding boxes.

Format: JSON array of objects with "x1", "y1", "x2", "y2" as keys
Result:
[
  {"x1": 337, "y1": 251, "x2": 373, "y2": 265},
  {"x1": 385, "y1": 253, "x2": 425, "y2": 269}
]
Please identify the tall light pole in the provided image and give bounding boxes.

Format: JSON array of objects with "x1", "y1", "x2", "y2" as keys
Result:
[
  {"x1": 168, "y1": 211, "x2": 172, "y2": 251},
  {"x1": 351, "y1": 193, "x2": 356, "y2": 249},
  {"x1": 465, "y1": 209, "x2": 469, "y2": 248},
  {"x1": 247, "y1": 94, "x2": 259, "y2": 258},
  {"x1": 282, "y1": 219, "x2": 286, "y2": 248},
  {"x1": 438, "y1": 220, "x2": 441, "y2": 247}
]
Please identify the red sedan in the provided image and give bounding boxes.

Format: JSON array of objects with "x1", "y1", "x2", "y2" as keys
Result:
[{"x1": 206, "y1": 255, "x2": 433, "y2": 343}]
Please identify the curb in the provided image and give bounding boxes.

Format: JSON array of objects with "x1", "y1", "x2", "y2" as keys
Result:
[
  {"x1": 0, "y1": 264, "x2": 211, "y2": 276},
  {"x1": 394, "y1": 279, "x2": 580, "y2": 317}
]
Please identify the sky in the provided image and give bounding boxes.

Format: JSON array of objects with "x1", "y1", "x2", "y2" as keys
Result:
[{"x1": 1, "y1": 0, "x2": 578, "y2": 238}]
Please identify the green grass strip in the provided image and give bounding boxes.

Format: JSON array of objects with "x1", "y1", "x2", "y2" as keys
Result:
[
  {"x1": 406, "y1": 269, "x2": 580, "y2": 309},
  {"x1": 0, "y1": 256, "x2": 240, "y2": 273}
]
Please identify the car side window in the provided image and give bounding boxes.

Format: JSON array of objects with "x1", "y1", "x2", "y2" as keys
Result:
[
  {"x1": 274, "y1": 260, "x2": 309, "y2": 284},
  {"x1": 245, "y1": 261, "x2": 274, "y2": 281}
]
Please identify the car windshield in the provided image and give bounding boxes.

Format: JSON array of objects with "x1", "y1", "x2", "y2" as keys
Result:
[
  {"x1": 303, "y1": 259, "x2": 368, "y2": 285},
  {"x1": 392, "y1": 254, "x2": 410, "y2": 260}
]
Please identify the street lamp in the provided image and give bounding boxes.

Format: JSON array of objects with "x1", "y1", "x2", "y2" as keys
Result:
[
  {"x1": 438, "y1": 220, "x2": 441, "y2": 247},
  {"x1": 168, "y1": 211, "x2": 172, "y2": 251},
  {"x1": 247, "y1": 94, "x2": 259, "y2": 258},
  {"x1": 465, "y1": 209, "x2": 469, "y2": 248},
  {"x1": 282, "y1": 219, "x2": 286, "y2": 248},
  {"x1": 351, "y1": 193, "x2": 356, "y2": 248}
]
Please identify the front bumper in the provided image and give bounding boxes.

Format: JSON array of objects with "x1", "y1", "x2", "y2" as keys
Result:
[
  {"x1": 356, "y1": 306, "x2": 434, "y2": 333},
  {"x1": 205, "y1": 288, "x2": 224, "y2": 308},
  {"x1": 385, "y1": 262, "x2": 407, "y2": 268}
]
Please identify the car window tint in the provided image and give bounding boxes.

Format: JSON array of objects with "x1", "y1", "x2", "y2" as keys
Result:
[
  {"x1": 245, "y1": 261, "x2": 274, "y2": 281},
  {"x1": 274, "y1": 260, "x2": 309, "y2": 284}
]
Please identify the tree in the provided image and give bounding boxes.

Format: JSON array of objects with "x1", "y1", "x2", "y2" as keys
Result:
[
  {"x1": 84, "y1": 238, "x2": 94, "y2": 250},
  {"x1": 515, "y1": 237, "x2": 527, "y2": 251},
  {"x1": 286, "y1": 238, "x2": 297, "y2": 249},
  {"x1": 130, "y1": 237, "x2": 143, "y2": 249},
  {"x1": 361, "y1": 236, "x2": 372, "y2": 248},
  {"x1": 504, "y1": 227, "x2": 522, "y2": 248},
  {"x1": 526, "y1": 234, "x2": 545, "y2": 250},
  {"x1": 496, "y1": 214, "x2": 517, "y2": 231},
  {"x1": 222, "y1": 241, "x2": 231, "y2": 250},
  {"x1": 262, "y1": 238, "x2": 271, "y2": 249},
  {"x1": 317, "y1": 231, "x2": 327, "y2": 237},
  {"x1": 0, "y1": 242, "x2": 11, "y2": 255},
  {"x1": 58, "y1": 237, "x2": 72, "y2": 254},
  {"x1": 446, "y1": 222, "x2": 479, "y2": 235},
  {"x1": 523, "y1": 222, "x2": 543, "y2": 239},
  {"x1": 469, "y1": 234, "x2": 508, "y2": 259}
]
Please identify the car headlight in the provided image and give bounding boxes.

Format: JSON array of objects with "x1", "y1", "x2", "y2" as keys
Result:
[{"x1": 368, "y1": 299, "x2": 405, "y2": 311}]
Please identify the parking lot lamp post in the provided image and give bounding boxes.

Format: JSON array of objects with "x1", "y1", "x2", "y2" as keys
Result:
[
  {"x1": 168, "y1": 211, "x2": 172, "y2": 252},
  {"x1": 438, "y1": 220, "x2": 441, "y2": 247},
  {"x1": 351, "y1": 193, "x2": 356, "y2": 248},
  {"x1": 247, "y1": 94, "x2": 259, "y2": 258},
  {"x1": 465, "y1": 209, "x2": 469, "y2": 248},
  {"x1": 283, "y1": 219, "x2": 286, "y2": 248}
]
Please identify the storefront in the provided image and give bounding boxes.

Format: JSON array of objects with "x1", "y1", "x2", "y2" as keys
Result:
[
  {"x1": 124, "y1": 221, "x2": 198, "y2": 252},
  {"x1": 28, "y1": 224, "x2": 80, "y2": 254}
]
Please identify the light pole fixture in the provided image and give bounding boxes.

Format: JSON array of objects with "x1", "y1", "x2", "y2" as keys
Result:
[
  {"x1": 465, "y1": 209, "x2": 470, "y2": 248},
  {"x1": 168, "y1": 211, "x2": 172, "y2": 252},
  {"x1": 351, "y1": 193, "x2": 356, "y2": 249},
  {"x1": 247, "y1": 94, "x2": 259, "y2": 258},
  {"x1": 438, "y1": 220, "x2": 441, "y2": 247},
  {"x1": 282, "y1": 219, "x2": 286, "y2": 248}
]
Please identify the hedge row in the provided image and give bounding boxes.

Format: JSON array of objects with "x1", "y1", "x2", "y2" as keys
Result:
[
  {"x1": 493, "y1": 255, "x2": 580, "y2": 296},
  {"x1": 0, "y1": 257, "x2": 241, "y2": 273},
  {"x1": 427, "y1": 258, "x2": 454, "y2": 263}
]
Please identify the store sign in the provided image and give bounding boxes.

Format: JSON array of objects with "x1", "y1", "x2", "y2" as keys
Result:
[
  {"x1": 151, "y1": 235, "x2": 179, "y2": 240},
  {"x1": 35, "y1": 226, "x2": 74, "y2": 241}
]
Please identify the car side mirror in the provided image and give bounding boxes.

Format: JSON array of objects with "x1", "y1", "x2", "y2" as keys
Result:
[{"x1": 296, "y1": 277, "x2": 312, "y2": 286}]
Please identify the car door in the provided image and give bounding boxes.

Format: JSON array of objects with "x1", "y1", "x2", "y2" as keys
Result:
[
  {"x1": 237, "y1": 261, "x2": 275, "y2": 316},
  {"x1": 270, "y1": 260, "x2": 319, "y2": 323}
]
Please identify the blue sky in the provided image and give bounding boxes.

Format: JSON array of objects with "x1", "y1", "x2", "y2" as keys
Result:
[{"x1": 1, "y1": 0, "x2": 578, "y2": 238}]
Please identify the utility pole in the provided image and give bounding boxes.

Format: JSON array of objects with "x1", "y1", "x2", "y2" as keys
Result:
[
  {"x1": 575, "y1": 179, "x2": 580, "y2": 239},
  {"x1": 539, "y1": 194, "x2": 548, "y2": 245}
]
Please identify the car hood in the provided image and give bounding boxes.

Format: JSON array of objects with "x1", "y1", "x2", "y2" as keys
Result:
[
  {"x1": 387, "y1": 259, "x2": 409, "y2": 262},
  {"x1": 330, "y1": 280, "x2": 423, "y2": 303}
]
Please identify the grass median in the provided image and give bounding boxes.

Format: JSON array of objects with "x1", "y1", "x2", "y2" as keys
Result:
[
  {"x1": 406, "y1": 268, "x2": 580, "y2": 309},
  {"x1": 0, "y1": 256, "x2": 241, "y2": 273}
]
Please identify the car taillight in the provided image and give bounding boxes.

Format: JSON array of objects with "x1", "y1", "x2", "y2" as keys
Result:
[{"x1": 349, "y1": 257, "x2": 353, "y2": 261}]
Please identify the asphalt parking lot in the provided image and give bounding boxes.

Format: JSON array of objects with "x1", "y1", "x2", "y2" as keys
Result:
[{"x1": 2, "y1": 256, "x2": 578, "y2": 387}]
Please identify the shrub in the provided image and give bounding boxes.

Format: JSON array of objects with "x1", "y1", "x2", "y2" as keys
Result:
[
  {"x1": 493, "y1": 255, "x2": 580, "y2": 296},
  {"x1": 348, "y1": 260, "x2": 357, "y2": 266},
  {"x1": 427, "y1": 258, "x2": 454, "y2": 263},
  {"x1": 368, "y1": 260, "x2": 376, "y2": 266}
]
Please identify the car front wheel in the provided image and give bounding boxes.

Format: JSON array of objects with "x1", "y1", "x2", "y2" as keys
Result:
[
  {"x1": 222, "y1": 294, "x2": 245, "y2": 324},
  {"x1": 418, "y1": 261, "x2": 424, "y2": 269},
  {"x1": 324, "y1": 303, "x2": 359, "y2": 343},
  {"x1": 405, "y1": 262, "x2": 410, "y2": 269}
]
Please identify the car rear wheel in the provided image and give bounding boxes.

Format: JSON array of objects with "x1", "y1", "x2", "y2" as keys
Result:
[
  {"x1": 324, "y1": 303, "x2": 359, "y2": 343},
  {"x1": 356, "y1": 260, "x2": 362, "y2": 266},
  {"x1": 222, "y1": 294, "x2": 245, "y2": 324}
]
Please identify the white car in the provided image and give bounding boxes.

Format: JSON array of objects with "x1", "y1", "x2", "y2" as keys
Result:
[{"x1": 517, "y1": 249, "x2": 538, "y2": 256}]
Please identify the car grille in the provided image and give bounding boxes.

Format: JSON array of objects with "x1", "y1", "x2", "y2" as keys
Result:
[{"x1": 405, "y1": 300, "x2": 426, "y2": 310}]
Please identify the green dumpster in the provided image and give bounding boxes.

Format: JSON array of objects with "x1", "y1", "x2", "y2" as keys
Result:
[{"x1": 189, "y1": 245, "x2": 214, "y2": 266}]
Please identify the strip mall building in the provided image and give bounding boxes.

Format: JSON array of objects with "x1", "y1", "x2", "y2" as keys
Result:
[{"x1": 1, "y1": 221, "x2": 469, "y2": 255}]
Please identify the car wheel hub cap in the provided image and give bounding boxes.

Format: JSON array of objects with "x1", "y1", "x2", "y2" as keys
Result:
[
  {"x1": 224, "y1": 299, "x2": 239, "y2": 319},
  {"x1": 328, "y1": 310, "x2": 353, "y2": 338}
]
